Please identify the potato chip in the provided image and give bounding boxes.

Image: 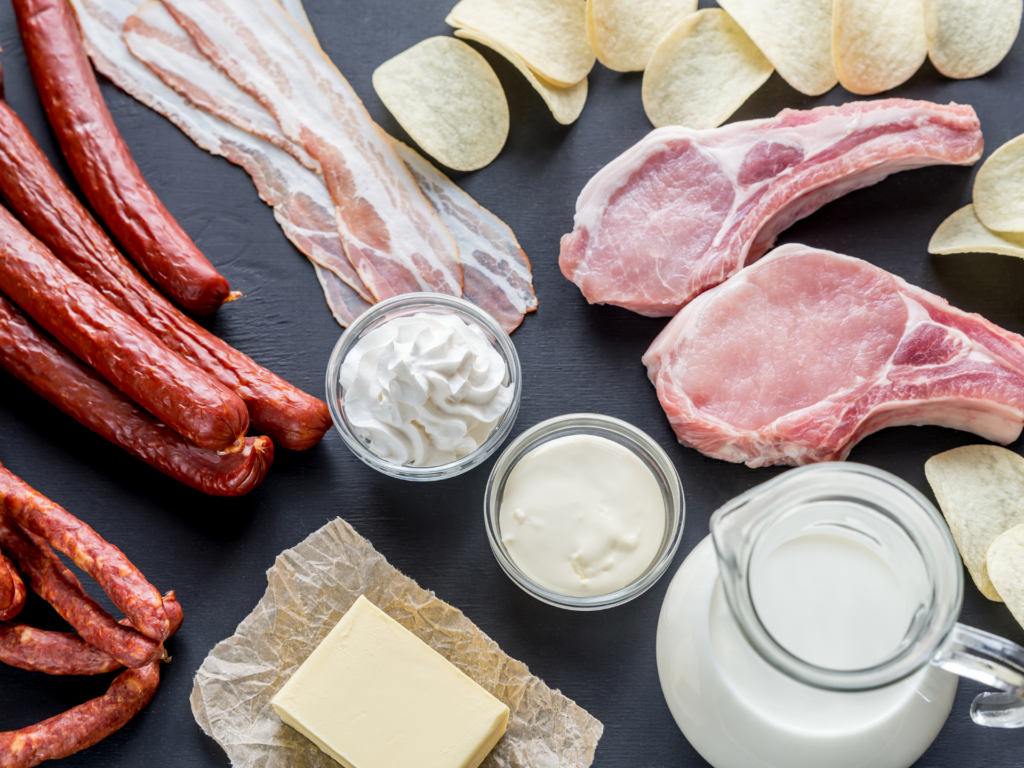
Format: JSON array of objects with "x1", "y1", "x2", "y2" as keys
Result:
[
  {"x1": 988, "y1": 523, "x2": 1024, "y2": 630},
  {"x1": 642, "y1": 9, "x2": 773, "y2": 130},
  {"x1": 925, "y1": 445, "x2": 1024, "y2": 601},
  {"x1": 454, "y1": 28, "x2": 588, "y2": 125},
  {"x1": 928, "y1": 205, "x2": 1024, "y2": 258},
  {"x1": 718, "y1": 0, "x2": 837, "y2": 96},
  {"x1": 833, "y1": 0, "x2": 928, "y2": 95},
  {"x1": 587, "y1": 0, "x2": 697, "y2": 73},
  {"x1": 446, "y1": 0, "x2": 594, "y2": 87},
  {"x1": 372, "y1": 37, "x2": 509, "y2": 172},
  {"x1": 974, "y1": 133, "x2": 1024, "y2": 233},
  {"x1": 925, "y1": 0, "x2": 1022, "y2": 80}
]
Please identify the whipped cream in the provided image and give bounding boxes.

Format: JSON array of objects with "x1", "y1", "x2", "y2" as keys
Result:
[{"x1": 340, "y1": 312, "x2": 513, "y2": 467}]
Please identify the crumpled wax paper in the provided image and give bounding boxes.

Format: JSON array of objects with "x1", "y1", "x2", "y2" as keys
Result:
[{"x1": 191, "y1": 517, "x2": 604, "y2": 768}]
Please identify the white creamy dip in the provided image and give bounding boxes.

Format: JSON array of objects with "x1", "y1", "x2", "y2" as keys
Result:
[
  {"x1": 340, "y1": 312, "x2": 512, "y2": 467},
  {"x1": 499, "y1": 434, "x2": 666, "y2": 596}
]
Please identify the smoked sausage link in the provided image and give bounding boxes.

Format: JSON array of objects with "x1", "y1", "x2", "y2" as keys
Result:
[
  {"x1": 10, "y1": 0, "x2": 230, "y2": 315},
  {"x1": 0, "y1": 555, "x2": 24, "y2": 622},
  {"x1": 0, "y1": 519, "x2": 166, "y2": 669},
  {"x1": 0, "y1": 661, "x2": 160, "y2": 767},
  {"x1": 0, "y1": 205, "x2": 250, "y2": 452},
  {"x1": 0, "y1": 467, "x2": 170, "y2": 641},
  {"x1": 0, "y1": 623, "x2": 122, "y2": 676},
  {"x1": 0, "y1": 293, "x2": 273, "y2": 496},
  {"x1": 0, "y1": 91, "x2": 331, "y2": 450},
  {"x1": 0, "y1": 545, "x2": 13, "y2": 612}
]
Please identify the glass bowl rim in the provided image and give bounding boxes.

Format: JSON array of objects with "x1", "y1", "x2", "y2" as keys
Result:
[
  {"x1": 484, "y1": 413, "x2": 685, "y2": 610},
  {"x1": 325, "y1": 292, "x2": 522, "y2": 481}
]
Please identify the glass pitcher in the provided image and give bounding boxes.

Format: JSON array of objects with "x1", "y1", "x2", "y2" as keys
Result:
[{"x1": 656, "y1": 463, "x2": 1024, "y2": 768}]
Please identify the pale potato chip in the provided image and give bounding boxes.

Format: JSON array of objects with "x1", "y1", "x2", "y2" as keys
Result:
[
  {"x1": 587, "y1": 0, "x2": 698, "y2": 73},
  {"x1": 925, "y1": 0, "x2": 1022, "y2": 80},
  {"x1": 718, "y1": 0, "x2": 837, "y2": 96},
  {"x1": 928, "y1": 205, "x2": 1024, "y2": 258},
  {"x1": 642, "y1": 9, "x2": 773, "y2": 130},
  {"x1": 974, "y1": 133, "x2": 1024, "y2": 233},
  {"x1": 454, "y1": 28, "x2": 588, "y2": 125},
  {"x1": 372, "y1": 37, "x2": 509, "y2": 172},
  {"x1": 988, "y1": 523, "x2": 1024, "y2": 631},
  {"x1": 833, "y1": 0, "x2": 928, "y2": 95},
  {"x1": 925, "y1": 445, "x2": 1024, "y2": 601},
  {"x1": 446, "y1": 0, "x2": 594, "y2": 87}
]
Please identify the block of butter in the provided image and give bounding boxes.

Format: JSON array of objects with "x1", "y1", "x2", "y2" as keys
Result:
[{"x1": 271, "y1": 595, "x2": 510, "y2": 768}]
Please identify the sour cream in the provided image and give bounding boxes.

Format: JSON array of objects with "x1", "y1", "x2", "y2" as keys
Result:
[
  {"x1": 498, "y1": 434, "x2": 666, "y2": 596},
  {"x1": 339, "y1": 312, "x2": 512, "y2": 467}
]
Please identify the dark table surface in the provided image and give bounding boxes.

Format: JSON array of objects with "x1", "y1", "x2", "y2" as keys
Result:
[{"x1": 2, "y1": 0, "x2": 1024, "y2": 765}]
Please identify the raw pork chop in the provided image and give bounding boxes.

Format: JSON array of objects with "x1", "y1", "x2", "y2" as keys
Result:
[
  {"x1": 561, "y1": 100, "x2": 983, "y2": 317},
  {"x1": 643, "y1": 244, "x2": 1024, "y2": 467}
]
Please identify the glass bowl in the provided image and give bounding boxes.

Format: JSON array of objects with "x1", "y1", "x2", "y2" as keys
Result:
[
  {"x1": 484, "y1": 414, "x2": 685, "y2": 610},
  {"x1": 325, "y1": 293, "x2": 522, "y2": 481}
]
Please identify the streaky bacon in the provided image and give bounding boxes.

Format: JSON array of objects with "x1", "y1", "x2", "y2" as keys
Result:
[
  {"x1": 123, "y1": 0, "x2": 536, "y2": 331},
  {"x1": 71, "y1": 0, "x2": 373, "y2": 325},
  {"x1": 163, "y1": 0, "x2": 463, "y2": 301}
]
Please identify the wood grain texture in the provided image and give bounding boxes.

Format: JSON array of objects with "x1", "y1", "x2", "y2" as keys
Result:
[{"x1": 0, "y1": 0, "x2": 1023, "y2": 764}]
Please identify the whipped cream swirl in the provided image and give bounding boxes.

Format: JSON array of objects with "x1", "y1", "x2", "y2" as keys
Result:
[{"x1": 340, "y1": 312, "x2": 513, "y2": 467}]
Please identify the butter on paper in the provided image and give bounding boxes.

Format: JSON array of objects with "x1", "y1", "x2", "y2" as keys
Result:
[{"x1": 190, "y1": 518, "x2": 604, "y2": 768}]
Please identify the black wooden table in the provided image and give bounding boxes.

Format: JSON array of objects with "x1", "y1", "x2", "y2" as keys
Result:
[{"x1": 1, "y1": 1, "x2": 1023, "y2": 765}]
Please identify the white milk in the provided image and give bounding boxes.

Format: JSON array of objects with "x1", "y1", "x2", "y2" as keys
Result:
[
  {"x1": 657, "y1": 536, "x2": 957, "y2": 768},
  {"x1": 750, "y1": 534, "x2": 912, "y2": 671}
]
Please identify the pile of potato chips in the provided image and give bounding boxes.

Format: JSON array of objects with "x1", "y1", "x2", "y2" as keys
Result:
[
  {"x1": 640, "y1": 0, "x2": 1021, "y2": 129},
  {"x1": 373, "y1": 0, "x2": 595, "y2": 171},
  {"x1": 930, "y1": 131, "x2": 1024, "y2": 260},
  {"x1": 373, "y1": 0, "x2": 1021, "y2": 171},
  {"x1": 926, "y1": 446, "x2": 1024, "y2": 631}
]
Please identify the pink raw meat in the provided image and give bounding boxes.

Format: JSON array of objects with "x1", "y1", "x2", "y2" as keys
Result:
[
  {"x1": 643, "y1": 244, "x2": 1024, "y2": 467},
  {"x1": 560, "y1": 100, "x2": 983, "y2": 317}
]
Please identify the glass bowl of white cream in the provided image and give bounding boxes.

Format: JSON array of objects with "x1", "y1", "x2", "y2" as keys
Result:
[
  {"x1": 326, "y1": 293, "x2": 521, "y2": 481},
  {"x1": 484, "y1": 414, "x2": 685, "y2": 610}
]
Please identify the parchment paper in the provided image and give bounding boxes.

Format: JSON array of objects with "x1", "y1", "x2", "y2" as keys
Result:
[{"x1": 191, "y1": 518, "x2": 604, "y2": 767}]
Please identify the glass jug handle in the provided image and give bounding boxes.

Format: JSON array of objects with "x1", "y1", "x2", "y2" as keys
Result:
[{"x1": 931, "y1": 623, "x2": 1024, "y2": 728}]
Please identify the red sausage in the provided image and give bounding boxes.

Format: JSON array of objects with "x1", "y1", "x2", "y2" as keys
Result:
[
  {"x1": 0, "y1": 555, "x2": 25, "y2": 622},
  {"x1": 0, "y1": 468, "x2": 170, "y2": 641},
  {"x1": 0, "y1": 519, "x2": 165, "y2": 669},
  {"x1": 0, "y1": 546, "x2": 13, "y2": 612},
  {"x1": 0, "y1": 661, "x2": 160, "y2": 767},
  {"x1": 0, "y1": 623, "x2": 122, "y2": 676},
  {"x1": 0, "y1": 88, "x2": 331, "y2": 450},
  {"x1": 0, "y1": 205, "x2": 250, "y2": 452},
  {"x1": 0, "y1": 292, "x2": 273, "y2": 495},
  {"x1": 10, "y1": 0, "x2": 230, "y2": 315},
  {"x1": 161, "y1": 592, "x2": 184, "y2": 638}
]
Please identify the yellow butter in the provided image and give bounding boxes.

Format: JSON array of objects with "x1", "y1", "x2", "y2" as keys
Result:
[{"x1": 271, "y1": 595, "x2": 509, "y2": 768}]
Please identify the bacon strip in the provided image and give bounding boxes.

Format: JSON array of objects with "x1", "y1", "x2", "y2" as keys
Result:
[
  {"x1": 393, "y1": 140, "x2": 537, "y2": 332},
  {"x1": 163, "y1": 0, "x2": 463, "y2": 301},
  {"x1": 122, "y1": 0, "x2": 536, "y2": 330},
  {"x1": 70, "y1": 0, "x2": 372, "y2": 325}
]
